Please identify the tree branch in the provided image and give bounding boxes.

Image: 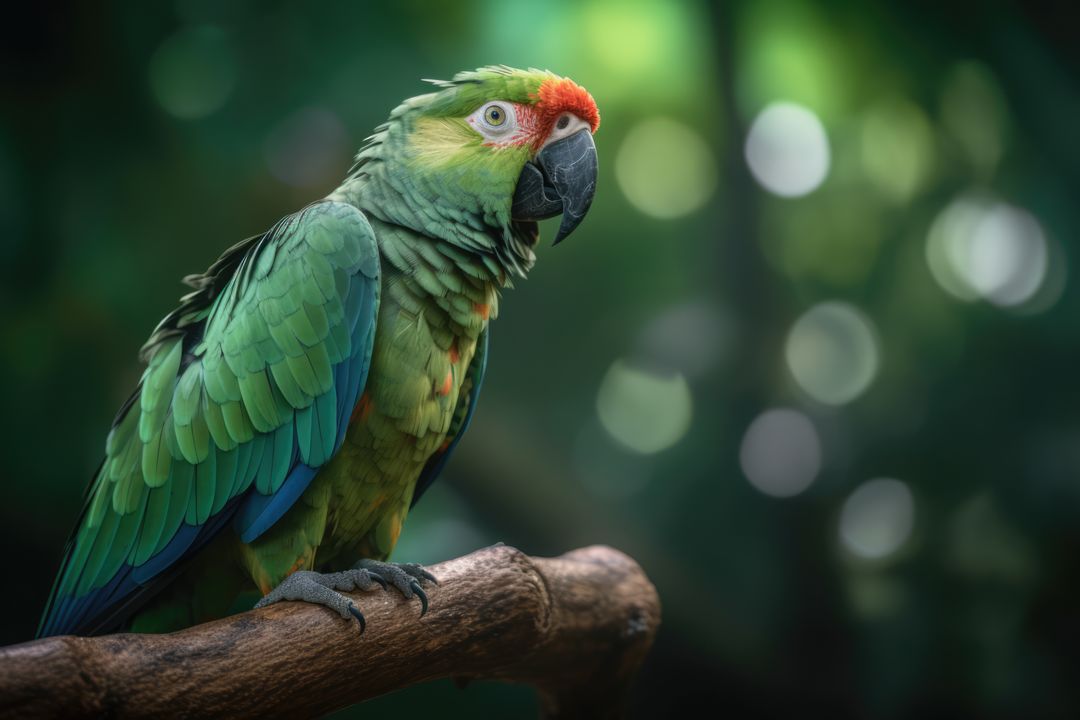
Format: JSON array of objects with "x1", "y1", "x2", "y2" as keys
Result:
[{"x1": 0, "y1": 545, "x2": 660, "y2": 719}]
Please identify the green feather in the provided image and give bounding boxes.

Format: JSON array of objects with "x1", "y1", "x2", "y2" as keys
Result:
[
  {"x1": 175, "y1": 408, "x2": 211, "y2": 465},
  {"x1": 109, "y1": 433, "x2": 140, "y2": 482},
  {"x1": 239, "y1": 434, "x2": 263, "y2": 493},
  {"x1": 230, "y1": 439, "x2": 255, "y2": 497},
  {"x1": 133, "y1": 483, "x2": 170, "y2": 566},
  {"x1": 253, "y1": 442, "x2": 272, "y2": 495},
  {"x1": 77, "y1": 508, "x2": 121, "y2": 594},
  {"x1": 269, "y1": 422, "x2": 294, "y2": 493},
  {"x1": 306, "y1": 251, "x2": 337, "y2": 300},
  {"x1": 86, "y1": 469, "x2": 112, "y2": 528},
  {"x1": 155, "y1": 462, "x2": 193, "y2": 557},
  {"x1": 221, "y1": 401, "x2": 255, "y2": 444},
  {"x1": 285, "y1": 351, "x2": 320, "y2": 397},
  {"x1": 112, "y1": 462, "x2": 143, "y2": 515},
  {"x1": 141, "y1": 422, "x2": 172, "y2": 488},
  {"x1": 204, "y1": 356, "x2": 241, "y2": 403},
  {"x1": 238, "y1": 371, "x2": 278, "y2": 432},
  {"x1": 270, "y1": 358, "x2": 309, "y2": 408},
  {"x1": 100, "y1": 487, "x2": 147, "y2": 584},
  {"x1": 267, "y1": 318, "x2": 305, "y2": 357},
  {"x1": 253, "y1": 237, "x2": 279, "y2": 277},
  {"x1": 295, "y1": 401, "x2": 314, "y2": 464},
  {"x1": 413, "y1": 264, "x2": 446, "y2": 297},
  {"x1": 172, "y1": 365, "x2": 202, "y2": 426},
  {"x1": 305, "y1": 342, "x2": 333, "y2": 394},
  {"x1": 187, "y1": 449, "x2": 217, "y2": 525},
  {"x1": 284, "y1": 306, "x2": 320, "y2": 347},
  {"x1": 105, "y1": 410, "x2": 136, "y2": 456},
  {"x1": 212, "y1": 446, "x2": 237, "y2": 514},
  {"x1": 306, "y1": 221, "x2": 344, "y2": 253},
  {"x1": 303, "y1": 302, "x2": 330, "y2": 342},
  {"x1": 203, "y1": 393, "x2": 235, "y2": 450},
  {"x1": 138, "y1": 341, "x2": 182, "y2": 442},
  {"x1": 315, "y1": 386, "x2": 336, "y2": 463}
]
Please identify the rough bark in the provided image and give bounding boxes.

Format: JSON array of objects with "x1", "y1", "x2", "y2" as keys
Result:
[{"x1": 0, "y1": 545, "x2": 659, "y2": 719}]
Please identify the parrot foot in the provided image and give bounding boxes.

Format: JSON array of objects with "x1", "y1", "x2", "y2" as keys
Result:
[
  {"x1": 352, "y1": 559, "x2": 438, "y2": 617},
  {"x1": 253, "y1": 568, "x2": 389, "y2": 632}
]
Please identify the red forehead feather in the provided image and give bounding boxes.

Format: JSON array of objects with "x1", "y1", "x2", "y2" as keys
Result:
[{"x1": 534, "y1": 77, "x2": 600, "y2": 133}]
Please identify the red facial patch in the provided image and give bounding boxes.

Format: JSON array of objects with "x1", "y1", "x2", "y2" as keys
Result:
[{"x1": 527, "y1": 77, "x2": 600, "y2": 149}]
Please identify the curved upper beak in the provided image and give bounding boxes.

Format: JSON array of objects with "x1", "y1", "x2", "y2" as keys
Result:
[{"x1": 511, "y1": 129, "x2": 598, "y2": 245}]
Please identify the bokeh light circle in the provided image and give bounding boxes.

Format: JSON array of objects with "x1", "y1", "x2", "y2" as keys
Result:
[
  {"x1": 148, "y1": 26, "x2": 235, "y2": 120},
  {"x1": 745, "y1": 102, "x2": 830, "y2": 197},
  {"x1": 784, "y1": 302, "x2": 880, "y2": 405},
  {"x1": 839, "y1": 478, "x2": 915, "y2": 560},
  {"x1": 967, "y1": 205, "x2": 1048, "y2": 306},
  {"x1": 596, "y1": 358, "x2": 692, "y2": 454},
  {"x1": 926, "y1": 196, "x2": 1050, "y2": 308},
  {"x1": 739, "y1": 408, "x2": 822, "y2": 498},
  {"x1": 615, "y1": 117, "x2": 718, "y2": 219}
]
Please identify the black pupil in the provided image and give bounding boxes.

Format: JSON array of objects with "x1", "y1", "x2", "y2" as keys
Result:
[
  {"x1": 490, "y1": 108, "x2": 501, "y2": 121},
  {"x1": 557, "y1": 115, "x2": 569, "y2": 129}
]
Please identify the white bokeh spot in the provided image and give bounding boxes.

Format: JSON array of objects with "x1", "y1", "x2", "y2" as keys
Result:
[
  {"x1": 739, "y1": 408, "x2": 822, "y2": 498},
  {"x1": 745, "y1": 102, "x2": 830, "y2": 197},
  {"x1": 785, "y1": 302, "x2": 880, "y2": 405},
  {"x1": 839, "y1": 478, "x2": 915, "y2": 560}
]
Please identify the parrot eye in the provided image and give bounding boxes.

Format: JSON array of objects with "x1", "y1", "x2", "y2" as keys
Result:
[
  {"x1": 470, "y1": 101, "x2": 520, "y2": 140},
  {"x1": 484, "y1": 104, "x2": 507, "y2": 126},
  {"x1": 469, "y1": 102, "x2": 519, "y2": 141}
]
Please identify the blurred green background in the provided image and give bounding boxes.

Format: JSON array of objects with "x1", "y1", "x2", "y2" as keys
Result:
[{"x1": 3, "y1": 0, "x2": 1079, "y2": 717}]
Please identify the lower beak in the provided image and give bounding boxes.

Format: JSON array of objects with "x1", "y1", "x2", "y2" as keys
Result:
[{"x1": 511, "y1": 129, "x2": 598, "y2": 244}]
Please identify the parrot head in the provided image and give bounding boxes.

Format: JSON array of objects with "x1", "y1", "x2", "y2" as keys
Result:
[{"x1": 351, "y1": 66, "x2": 600, "y2": 276}]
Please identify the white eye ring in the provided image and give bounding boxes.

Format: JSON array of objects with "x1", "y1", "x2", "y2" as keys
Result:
[{"x1": 470, "y1": 102, "x2": 518, "y2": 139}]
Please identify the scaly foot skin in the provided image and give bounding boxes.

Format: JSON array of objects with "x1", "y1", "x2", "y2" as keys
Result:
[
  {"x1": 355, "y1": 559, "x2": 438, "y2": 617},
  {"x1": 253, "y1": 561, "x2": 437, "y2": 632}
]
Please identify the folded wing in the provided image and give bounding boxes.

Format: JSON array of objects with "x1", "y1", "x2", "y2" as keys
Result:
[{"x1": 38, "y1": 201, "x2": 380, "y2": 637}]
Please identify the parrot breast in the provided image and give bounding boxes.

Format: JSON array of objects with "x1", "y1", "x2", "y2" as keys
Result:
[{"x1": 305, "y1": 219, "x2": 493, "y2": 564}]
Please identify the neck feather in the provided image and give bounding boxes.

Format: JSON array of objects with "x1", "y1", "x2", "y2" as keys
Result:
[{"x1": 329, "y1": 113, "x2": 538, "y2": 280}]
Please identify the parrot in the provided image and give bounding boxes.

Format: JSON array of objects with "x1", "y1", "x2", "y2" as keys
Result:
[{"x1": 37, "y1": 66, "x2": 599, "y2": 637}]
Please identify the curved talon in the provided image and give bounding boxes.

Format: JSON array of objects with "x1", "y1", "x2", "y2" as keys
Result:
[
  {"x1": 417, "y1": 568, "x2": 439, "y2": 585},
  {"x1": 348, "y1": 603, "x2": 366, "y2": 633},
  {"x1": 368, "y1": 572, "x2": 388, "y2": 590},
  {"x1": 410, "y1": 580, "x2": 429, "y2": 616}
]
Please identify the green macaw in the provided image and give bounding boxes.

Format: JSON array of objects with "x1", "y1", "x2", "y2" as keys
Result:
[{"x1": 38, "y1": 66, "x2": 599, "y2": 636}]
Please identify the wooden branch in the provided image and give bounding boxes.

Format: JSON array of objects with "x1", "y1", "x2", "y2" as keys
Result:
[{"x1": 0, "y1": 545, "x2": 660, "y2": 719}]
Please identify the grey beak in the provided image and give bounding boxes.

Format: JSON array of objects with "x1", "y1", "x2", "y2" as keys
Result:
[{"x1": 511, "y1": 129, "x2": 598, "y2": 244}]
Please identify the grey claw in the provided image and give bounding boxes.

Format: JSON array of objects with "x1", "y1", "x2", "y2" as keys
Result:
[
  {"x1": 410, "y1": 581, "x2": 429, "y2": 616},
  {"x1": 348, "y1": 603, "x2": 366, "y2": 633},
  {"x1": 369, "y1": 573, "x2": 388, "y2": 590}
]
